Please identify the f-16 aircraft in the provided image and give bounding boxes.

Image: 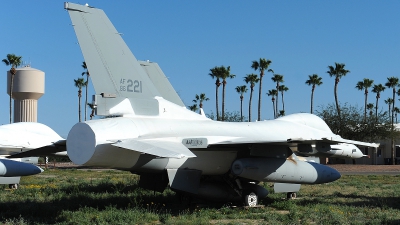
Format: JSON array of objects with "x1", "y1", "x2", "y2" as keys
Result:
[
  {"x1": 64, "y1": 2, "x2": 378, "y2": 206},
  {"x1": 0, "y1": 122, "x2": 65, "y2": 188},
  {"x1": 0, "y1": 122, "x2": 66, "y2": 157}
]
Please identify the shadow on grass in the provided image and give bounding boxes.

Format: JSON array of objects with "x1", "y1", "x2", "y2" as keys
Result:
[
  {"x1": 0, "y1": 182, "x2": 230, "y2": 224},
  {"x1": 1, "y1": 180, "x2": 399, "y2": 224}
]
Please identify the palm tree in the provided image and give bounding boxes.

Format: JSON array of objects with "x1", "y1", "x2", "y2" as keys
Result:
[
  {"x1": 235, "y1": 85, "x2": 248, "y2": 122},
  {"x1": 305, "y1": 74, "x2": 323, "y2": 114},
  {"x1": 367, "y1": 103, "x2": 374, "y2": 117},
  {"x1": 193, "y1": 93, "x2": 209, "y2": 109},
  {"x1": 74, "y1": 78, "x2": 87, "y2": 122},
  {"x1": 189, "y1": 104, "x2": 198, "y2": 112},
  {"x1": 2, "y1": 54, "x2": 22, "y2": 124},
  {"x1": 278, "y1": 85, "x2": 289, "y2": 113},
  {"x1": 326, "y1": 62, "x2": 350, "y2": 120},
  {"x1": 372, "y1": 84, "x2": 386, "y2": 120},
  {"x1": 244, "y1": 74, "x2": 259, "y2": 122},
  {"x1": 87, "y1": 103, "x2": 96, "y2": 120},
  {"x1": 385, "y1": 76, "x2": 399, "y2": 165},
  {"x1": 386, "y1": 78, "x2": 399, "y2": 113},
  {"x1": 219, "y1": 66, "x2": 236, "y2": 121},
  {"x1": 267, "y1": 89, "x2": 278, "y2": 118},
  {"x1": 251, "y1": 58, "x2": 273, "y2": 121},
  {"x1": 209, "y1": 66, "x2": 222, "y2": 120},
  {"x1": 385, "y1": 74, "x2": 399, "y2": 165},
  {"x1": 81, "y1": 61, "x2": 90, "y2": 121},
  {"x1": 356, "y1": 78, "x2": 374, "y2": 121},
  {"x1": 271, "y1": 74, "x2": 284, "y2": 117},
  {"x1": 384, "y1": 98, "x2": 394, "y2": 120}
]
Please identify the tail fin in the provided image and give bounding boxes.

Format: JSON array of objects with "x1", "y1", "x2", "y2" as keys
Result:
[
  {"x1": 139, "y1": 61, "x2": 185, "y2": 107},
  {"x1": 65, "y1": 2, "x2": 160, "y2": 99}
]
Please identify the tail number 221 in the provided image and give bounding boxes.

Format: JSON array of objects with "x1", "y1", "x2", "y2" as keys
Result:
[{"x1": 120, "y1": 79, "x2": 142, "y2": 93}]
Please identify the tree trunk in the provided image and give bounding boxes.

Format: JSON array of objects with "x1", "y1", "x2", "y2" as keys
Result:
[
  {"x1": 311, "y1": 86, "x2": 315, "y2": 114},
  {"x1": 392, "y1": 88, "x2": 396, "y2": 165},
  {"x1": 9, "y1": 71, "x2": 14, "y2": 124},
  {"x1": 272, "y1": 99, "x2": 276, "y2": 119},
  {"x1": 222, "y1": 80, "x2": 226, "y2": 121},
  {"x1": 78, "y1": 90, "x2": 82, "y2": 122},
  {"x1": 84, "y1": 76, "x2": 88, "y2": 121},
  {"x1": 375, "y1": 95, "x2": 379, "y2": 122},
  {"x1": 240, "y1": 96, "x2": 243, "y2": 122},
  {"x1": 249, "y1": 88, "x2": 253, "y2": 122},
  {"x1": 364, "y1": 90, "x2": 367, "y2": 121},
  {"x1": 215, "y1": 80, "x2": 220, "y2": 121},
  {"x1": 9, "y1": 78, "x2": 12, "y2": 124},
  {"x1": 257, "y1": 75, "x2": 263, "y2": 121},
  {"x1": 275, "y1": 83, "x2": 279, "y2": 118},
  {"x1": 334, "y1": 78, "x2": 341, "y2": 119}
]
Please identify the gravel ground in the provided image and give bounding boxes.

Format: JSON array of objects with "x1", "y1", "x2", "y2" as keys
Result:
[{"x1": 328, "y1": 164, "x2": 400, "y2": 175}]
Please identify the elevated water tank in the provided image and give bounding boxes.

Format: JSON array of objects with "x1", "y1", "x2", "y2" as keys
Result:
[{"x1": 6, "y1": 67, "x2": 45, "y2": 122}]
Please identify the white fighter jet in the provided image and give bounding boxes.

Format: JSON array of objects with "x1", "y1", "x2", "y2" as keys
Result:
[
  {"x1": 0, "y1": 122, "x2": 66, "y2": 157},
  {"x1": 64, "y1": 2, "x2": 378, "y2": 206},
  {"x1": 0, "y1": 122, "x2": 65, "y2": 188},
  {"x1": 2, "y1": 122, "x2": 67, "y2": 160}
]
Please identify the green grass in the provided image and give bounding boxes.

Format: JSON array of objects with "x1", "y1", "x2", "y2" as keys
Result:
[{"x1": 1, "y1": 169, "x2": 399, "y2": 224}]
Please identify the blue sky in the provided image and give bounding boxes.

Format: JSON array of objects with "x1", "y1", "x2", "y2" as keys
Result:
[{"x1": 1, "y1": 1, "x2": 400, "y2": 137}]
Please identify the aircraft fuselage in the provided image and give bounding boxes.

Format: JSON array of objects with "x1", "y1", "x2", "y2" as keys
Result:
[{"x1": 67, "y1": 115, "x2": 341, "y2": 184}]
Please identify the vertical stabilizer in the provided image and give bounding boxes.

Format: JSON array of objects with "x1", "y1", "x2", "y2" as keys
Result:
[
  {"x1": 65, "y1": 2, "x2": 160, "y2": 99},
  {"x1": 139, "y1": 61, "x2": 185, "y2": 107}
]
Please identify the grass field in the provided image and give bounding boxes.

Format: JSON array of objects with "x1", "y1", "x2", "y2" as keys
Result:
[{"x1": 0, "y1": 168, "x2": 399, "y2": 224}]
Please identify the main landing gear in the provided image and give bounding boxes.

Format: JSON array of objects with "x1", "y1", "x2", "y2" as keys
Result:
[
  {"x1": 243, "y1": 191, "x2": 258, "y2": 207},
  {"x1": 9, "y1": 184, "x2": 19, "y2": 189},
  {"x1": 287, "y1": 192, "x2": 297, "y2": 199}
]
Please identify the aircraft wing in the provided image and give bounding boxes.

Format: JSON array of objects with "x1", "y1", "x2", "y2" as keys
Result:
[
  {"x1": 287, "y1": 137, "x2": 379, "y2": 148},
  {"x1": 324, "y1": 137, "x2": 379, "y2": 148},
  {"x1": 210, "y1": 136, "x2": 379, "y2": 148},
  {"x1": 111, "y1": 138, "x2": 197, "y2": 159},
  {"x1": 6, "y1": 140, "x2": 67, "y2": 159}
]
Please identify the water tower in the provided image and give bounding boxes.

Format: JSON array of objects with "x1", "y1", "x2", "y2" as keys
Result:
[{"x1": 6, "y1": 66, "x2": 45, "y2": 122}]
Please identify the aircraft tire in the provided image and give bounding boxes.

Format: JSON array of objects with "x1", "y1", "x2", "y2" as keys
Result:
[
  {"x1": 287, "y1": 192, "x2": 297, "y2": 199},
  {"x1": 243, "y1": 191, "x2": 258, "y2": 207},
  {"x1": 9, "y1": 184, "x2": 19, "y2": 189}
]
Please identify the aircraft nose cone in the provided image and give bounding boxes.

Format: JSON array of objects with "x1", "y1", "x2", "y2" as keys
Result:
[
  {"x1": 352, "y1": 149, "x2": 364, "y2": 158},
  {"x1": 325, "y1": 166, "x2": 341, "y2": 182},
  {"x1": 27, "y1": 165, "x2": 44, "y2": 176},
  {"x1": 309, "y1": 162, "x2": 341, "y2": 184},
  {"x1": 0, "y1": 159, "x2": 44, "y2": 177},
  {"x1": 320, "y1": 166, "x2": 341, "y2": 183}
]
